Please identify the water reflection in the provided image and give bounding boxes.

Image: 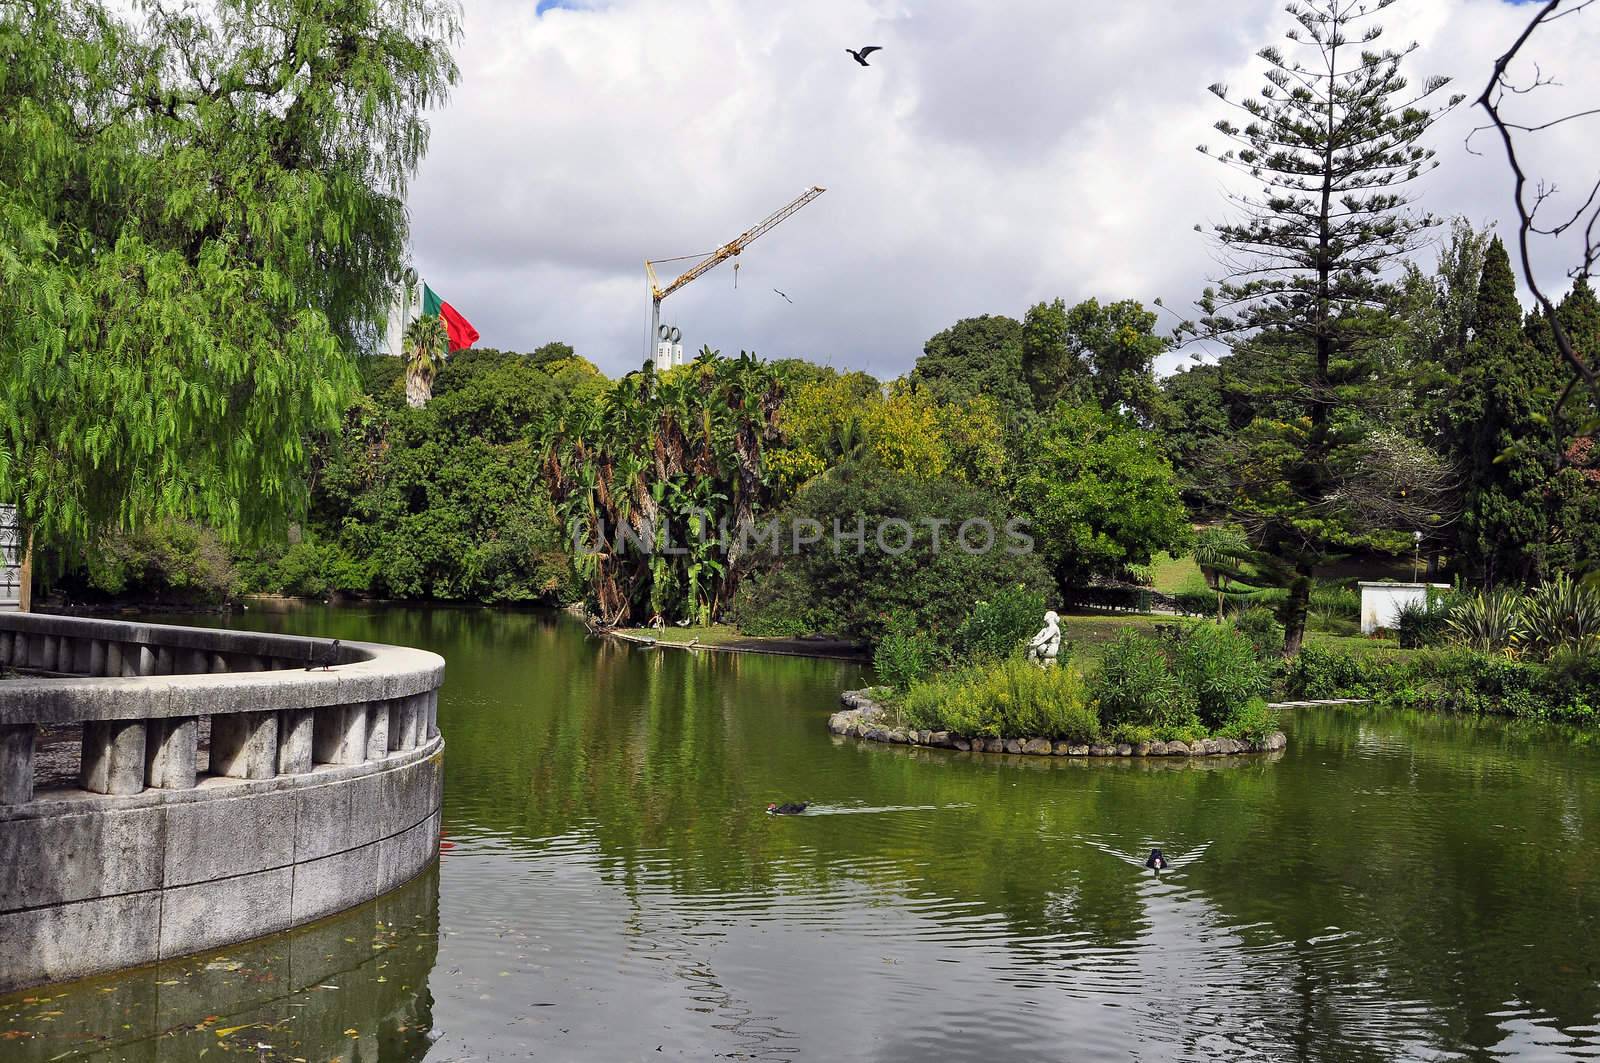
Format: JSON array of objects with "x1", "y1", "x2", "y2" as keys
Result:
[
  {"x1": 8, "y1": 605, "x2": 1597, "y2": 1061},
  {"x1": 0, "y1": 863, "x2": 439, "y2": 1062}
]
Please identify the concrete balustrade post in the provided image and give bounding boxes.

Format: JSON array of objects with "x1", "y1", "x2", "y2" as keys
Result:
[
  {"x1": 89, "y1": 639, "x2": 107, "y2": 676},
  {"x1": 154, "y1": 646, "x2": 172, "y2": 674},
  {"x1": 0, "y1": 724, "x2": 36, "y2": 805},
  {"x1": 71, "y1": 638, "x2": 92, "y2": 675},
  {"x1": 80, "y1": 719, "x2": 148, "y2": 795},
  {"x1": 426, "y1": 689, "x2": 439, "y2": 738},
  {"x1": 105, "y1": 641, "x2": 122, "y2": 677},
  {"x1": 41, "y1": 635, "x2": 59, "y2": 672},
  {"x1": 145, "y1": 717, "x2": 198, "y2": 789},
  {"x1": 277, "y1": 708, "x2": 315, "y2": 774},
  {"x1": 0, "y1": 630, "x2": 13, "y2": 666},
  {"x1": 365, "y1": 702, "x2": 389, "y2": 761},
  {"x1": 138, "y1": 644, "x2": 156, "y2": 676},
  {"x1": 210, "y1": 711, "x2": 279, "y2": 780},
  {"x1": 388, "y1": 695, "x2": 419, "y2": 752},
  {"x1": 120, "y1": 645, "x2": 139, "y2": 678},
  {"x1": 314, "y1": 703, "x2": 369, "y2": 765}
]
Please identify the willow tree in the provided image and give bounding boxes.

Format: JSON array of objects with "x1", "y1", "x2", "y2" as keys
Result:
[
  {"x1": 0, "y1": 0, "x2": 459, "y2": 550},
  {"x1": 1188, "y1": 0, "x2": 1461, "y2": 654}
]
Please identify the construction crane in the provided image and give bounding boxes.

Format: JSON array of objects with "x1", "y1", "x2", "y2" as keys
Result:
[{"x1": 644, "y1": 186, "x2": 826, "y2": 367}]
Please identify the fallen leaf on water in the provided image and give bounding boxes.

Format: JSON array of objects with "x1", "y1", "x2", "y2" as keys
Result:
[
  {"x1": 343, "y1": 1027, "x2": 358, "y2": 1036},
  {"x1": 215, "y1": 1023, "x2": 257, "y2": 1037}
]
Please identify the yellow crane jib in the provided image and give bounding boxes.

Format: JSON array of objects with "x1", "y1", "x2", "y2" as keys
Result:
[{"x1": 645, "y1": 186, "x2": 826, "y2": 367}]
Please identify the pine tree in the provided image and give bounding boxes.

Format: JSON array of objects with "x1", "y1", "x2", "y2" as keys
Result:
[
  {"x1": 1448, "y1": 238, "x2": 1558, "y2": 587},
  {"x1": 1188, "y1": 0, "x2": 1462, "y2": 654}
]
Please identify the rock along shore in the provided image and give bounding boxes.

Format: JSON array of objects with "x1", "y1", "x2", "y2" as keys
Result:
[{"x1": 828, "y1": 690, "x2": 1287, "y2": 757}]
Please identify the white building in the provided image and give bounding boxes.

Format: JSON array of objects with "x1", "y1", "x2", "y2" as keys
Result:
[{"x1": 1359, "y1": 581, "x2": 1450, "y2": 634}]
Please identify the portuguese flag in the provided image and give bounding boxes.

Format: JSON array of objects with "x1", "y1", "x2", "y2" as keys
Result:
[{"x1": 422, "y1": 283, "x2": 479, "y2": 352}]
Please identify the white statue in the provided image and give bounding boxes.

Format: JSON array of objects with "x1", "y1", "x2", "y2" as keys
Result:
[{"x1": 1025, "y1": 610, "x2": 1061, "y2": 667}]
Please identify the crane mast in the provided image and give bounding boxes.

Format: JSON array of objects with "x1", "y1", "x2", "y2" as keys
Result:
[{"x1": 645, "y1": 186, "x2": 826, "y2": 367}]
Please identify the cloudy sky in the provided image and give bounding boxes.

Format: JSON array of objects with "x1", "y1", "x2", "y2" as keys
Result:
[{"x1": 405, "y1": 0, "x2": 1600, "y2": 379}]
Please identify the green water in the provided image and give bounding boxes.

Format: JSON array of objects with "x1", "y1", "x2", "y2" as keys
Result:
[{"x1": 4, "y1": 605, "x2": 1600, "y2": 1061}]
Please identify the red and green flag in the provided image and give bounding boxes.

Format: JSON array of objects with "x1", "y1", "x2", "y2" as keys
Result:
[{"x1": 422, "y1": 283, "x2": 479, "y2": 352}]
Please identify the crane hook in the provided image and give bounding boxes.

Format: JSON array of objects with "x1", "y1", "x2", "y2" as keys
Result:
[{"x1": 733, "y1": 260, "x2": 740, "y2": 289}]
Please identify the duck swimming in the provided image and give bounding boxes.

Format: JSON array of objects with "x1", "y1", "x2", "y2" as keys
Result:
[
  {"x1": 1145, "y1": 848, "x2": 1168, "y2": 871},
  {"x1": 766, "y1": 802, "x2": 809, "y2": 816}
]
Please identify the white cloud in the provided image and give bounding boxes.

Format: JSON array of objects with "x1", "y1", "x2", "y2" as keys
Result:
[{"x1": 406, "y1": 0, "x2": 1600, "y2": 379}]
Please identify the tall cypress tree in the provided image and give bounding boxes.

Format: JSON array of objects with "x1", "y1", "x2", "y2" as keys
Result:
[
  {"x1": 1449, "y1": 238, "x2": 1558, "y2": 587},
  {"x1": 1189, "y1": 0, "x2": 1461, "y2": 654}
]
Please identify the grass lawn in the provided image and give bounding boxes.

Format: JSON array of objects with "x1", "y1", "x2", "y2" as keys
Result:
[{"x1": 1146, "y1": 552, "x2": 1208, "y2": 594}]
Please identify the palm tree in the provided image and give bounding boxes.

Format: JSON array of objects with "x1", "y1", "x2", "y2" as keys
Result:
[
  {"x1": 1192, "y1": 524, "x2": 1250, "y2": 623},
  {"x1": 403, "y1": 314, "x2": 450, "y2": 408}
]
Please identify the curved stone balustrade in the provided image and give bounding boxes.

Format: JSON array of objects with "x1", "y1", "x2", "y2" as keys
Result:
[{"x1": 0, "y1": 612, "x2": 445, "y2": 993}]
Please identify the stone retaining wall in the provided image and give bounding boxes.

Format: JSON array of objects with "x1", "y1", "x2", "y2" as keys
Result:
[
  {"x1": 827, "y1": 689, "x2": 1286, "y2": 757},
  {"x1": 0, "y1": 613, "x2": 445, "y2": 993}
]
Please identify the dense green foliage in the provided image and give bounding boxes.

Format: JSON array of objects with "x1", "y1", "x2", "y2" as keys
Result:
[
  {"x1": 733, "y1": 459, "x2": 1052, "y2": 643},
  {"x1": 1091, "y1": 626, "x2": 1271, "y2": 740},
  {"x1": 239, "y1": 350, "x2": 586, "y2": 602},
  {"x1": 1021, "y1": 297, "x2": 1165, "y2": 422},
  {"x1": 1445, "y1": 239, "x2": 1562, "y2": 587},
  {"x1": 1012, "y1": 404, "x2": 1190, "y2": 586},
  {"x1": 907, "y1": 314, "x2": 1032, "y2": 416},
  {"x1": 0, "y1": 0, "x2": 458, "y2": 548}
]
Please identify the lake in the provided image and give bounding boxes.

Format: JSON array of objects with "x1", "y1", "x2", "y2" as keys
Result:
[{"x1": 3, "y1": 604, "x2": 1598, "y2": 1061}]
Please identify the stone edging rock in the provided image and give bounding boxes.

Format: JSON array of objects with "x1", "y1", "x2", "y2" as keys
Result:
[{"x1": 827, "y1": 689, "x2": 1287, "y2": 757}]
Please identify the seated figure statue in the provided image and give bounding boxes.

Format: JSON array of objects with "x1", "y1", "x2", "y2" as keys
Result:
[{"x1": 1025, "y1": 610, "x2": 1062, "y2": 667}]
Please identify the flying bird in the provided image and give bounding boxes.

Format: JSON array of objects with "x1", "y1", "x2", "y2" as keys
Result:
[
  {"x1": 846, "y1": 45, "x2": 883, "y2": 67},
  {"x1": 773, "y1": 288, "x2": 793, "y2": 303}
]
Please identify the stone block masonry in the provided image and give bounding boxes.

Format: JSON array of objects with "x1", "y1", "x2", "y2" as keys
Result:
[{"x1": 0, "y1": 612, "x2": 445, "y2": 994}]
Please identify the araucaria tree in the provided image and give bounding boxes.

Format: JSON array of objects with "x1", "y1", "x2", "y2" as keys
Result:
[
  {"x1": 0, "y1": 0, "x2": 459, "y2": 549},
  {"x1": 1189, "y1": 0, "x2": 1462, "y2": 654}
]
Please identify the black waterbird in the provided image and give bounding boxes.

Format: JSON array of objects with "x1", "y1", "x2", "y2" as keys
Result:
[
  {"x1": 767, "y1": 802, "x2": 809, "y2": 816},
  {"x1": 1146, "y1": 848, "x2": 1168, "y2": 871},
  {"x1": 305, "y1": 639, "x2": 341, "y2": 671}
]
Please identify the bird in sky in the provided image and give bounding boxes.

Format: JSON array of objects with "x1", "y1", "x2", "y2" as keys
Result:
[
  {"x1": 773, "y1": 288, "x2": 793, "y2": 303},
  {"x1": 846, "y1": 45, "x2": 882, "y2": 67}
]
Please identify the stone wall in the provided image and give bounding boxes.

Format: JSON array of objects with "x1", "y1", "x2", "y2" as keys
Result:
[
  {"x1": 828, "y1": 689, "x2": 1286, "y2": 757},
  {"x1": 0, "y1": 613, "x2": 445, "y2": 993}
]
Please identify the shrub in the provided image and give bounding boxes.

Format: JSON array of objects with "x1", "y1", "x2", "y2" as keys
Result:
[
  {"x1": 1396, "y1": 591, "x2": 1455, "y2": 649},
  {"x1": 952, "y1": 584, "x2": 1048, "y2": 665},
  {"x1": 1172, "y1": 624, "x2": 1271, "y2": 729},
  {"x1": 1091, "y1": 630, "x2": 1197, "y2": 732},
  {"x1": 734, "y1": 458, "x2": 1053, "y2": 644},
  {"x1": 1446, "y1": 590, "x2": 1525, "y2": 655},
  {"x1": 900, "y1": 657, "x2": 1099, "y2": 742},
  {"x1": 1220, "y1": 697, "x2": 1278, "y2": 743},
  {"x1": 874, "y1": 614, "x2": 940, "y2": 692},
  {"x1": 1231, "y1": 606, "x2": 1284, "y2": 660},
  {"x1": 1522, "y1": 574, "x2": 1600, "y2": 661},
  {"x1": 1282, "y1": 645, "x2": 1394, "y2": 699}
]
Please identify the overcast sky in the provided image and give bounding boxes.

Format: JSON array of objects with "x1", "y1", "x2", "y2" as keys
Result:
[{"x1": 404, "y1": 0, "x2": 1600, "y2": 379}]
